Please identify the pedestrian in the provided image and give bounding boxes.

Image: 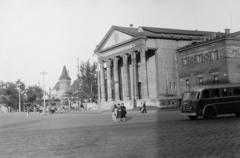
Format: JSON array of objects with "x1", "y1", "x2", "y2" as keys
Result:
[
  {"x1": 26, "y1": 106, "x2": 30, "y2": 117},
  {"x1": 116, "y1": 104, "x2": 121, "y2": 121},
  {"x1": 112, "y1": 104, "x2": 117, "y2": 121},
  {"x1": 120, "y1": 103, "x2": 127, "y2": 121},
  {"x1": 142, "y1": 101, "x2": 147, "y2": 113},
  {"x1": 139, "y1": 102, "x2": 143, "y2": 112},
  {"x1": 80, "y1": 103, "x2": 84, "y2": 111}
]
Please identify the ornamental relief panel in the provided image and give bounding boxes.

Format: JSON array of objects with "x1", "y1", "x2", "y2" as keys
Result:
[
  {"x1": 181, "y1": 48, "x2": 225, "y2": 66},
  {"x1": 226, "y1": 48, "x2": 240, "y2": 58}
]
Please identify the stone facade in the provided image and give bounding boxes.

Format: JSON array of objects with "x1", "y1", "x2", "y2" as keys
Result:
[
  {"x1": 177, "y1": 30, "x2": 240, "y2": 94},
  {"x1": 95, "y1": 26, "x2": 216, "y2": 109}
]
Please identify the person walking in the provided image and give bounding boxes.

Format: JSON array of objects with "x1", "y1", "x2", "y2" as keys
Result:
[
  {"x1": 112, "y1": 104, "x2": 117, "y2": 122},
  {"x1": 120, "y1": 103, "x2": 127, "y2": 121},
  {"x1": 116, "y1": 104, "x2": 122, "y2": 122},
  {"x1": 142, "y1": 101, "x2": 147, "y2": 113},
  {"x1": 26, "y1": 106, "x2": 30, "y2": 117}
]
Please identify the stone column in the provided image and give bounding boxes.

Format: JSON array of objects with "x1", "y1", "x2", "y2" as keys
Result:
[
  {"x1": 131, "y1": 51, "x2": 138, "y2": 99},
  {"x1": 155, "y1": 50, "x2": 160, "y2": 98},
  {"x1": 113, "y1": 57, "x2": 120, "y2": 101},
  {"x1": 107, "y1": 59, "x2": 113, "y2": 101},
  {"x1": 140, "y1": 48, "x2": 148, "y2": 99},
  {"x1": 123, "y1": 54, "x2": 130, "y2": 100},
  {"x1": 97, "y1": 70, "x2": 101, "y2": 104},
  {"x1": 100, "y1": 62, "x2": 106, "y2": 101}
]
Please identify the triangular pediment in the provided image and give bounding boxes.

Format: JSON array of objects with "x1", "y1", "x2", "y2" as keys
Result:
[{"x1": 100, "y1": 30, "x2": 133, "y2": 50}]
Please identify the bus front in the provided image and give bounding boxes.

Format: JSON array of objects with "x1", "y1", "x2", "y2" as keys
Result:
[{"x1": 181, "y1": 91, "x2": 200, "y2": 119}]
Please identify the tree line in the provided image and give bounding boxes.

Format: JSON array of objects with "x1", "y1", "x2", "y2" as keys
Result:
[
  {"x1": 72, "y1": 60, "x2": 98, "y2": 102},
  {"x1": 0, "y1": 80, "x2": 43, "y2": 110},
  {"x1": 0, "y1": 60, "x2": 99, "y2": 110}
]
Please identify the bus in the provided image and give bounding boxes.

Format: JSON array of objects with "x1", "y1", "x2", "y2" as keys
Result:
[{"x1": 180, "y1": 83, "x2": 240, "y2": 120}]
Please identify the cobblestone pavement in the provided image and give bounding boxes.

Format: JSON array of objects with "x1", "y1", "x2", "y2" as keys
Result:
[{"x1": 1, "y1": 111, "x2": 240, "y2": 158}]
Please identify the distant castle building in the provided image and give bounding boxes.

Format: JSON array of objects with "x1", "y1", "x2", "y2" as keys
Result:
[{"x1": 52, "y1": 66, "x2": 72, "y2": 100}]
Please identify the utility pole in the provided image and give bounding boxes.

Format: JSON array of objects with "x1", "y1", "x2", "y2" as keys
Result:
[
  {"x1": 16, "y1": 80, "x2": 23, "y2": 112},
  {"x1": 41, "y1": 72, "x2": 47, "y2": 113},
  {"x1": 18, "y1": 88, "x2": 21, "y2": 112}
]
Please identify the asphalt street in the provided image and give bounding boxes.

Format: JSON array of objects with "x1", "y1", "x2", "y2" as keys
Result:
[{"x1": 0, "y1": 110, "x2": 240, "y2": 158}]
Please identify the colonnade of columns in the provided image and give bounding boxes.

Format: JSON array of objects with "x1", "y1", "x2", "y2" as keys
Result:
[{"x1": 99, "y1": 48, "x2": 149, "y2": 102}]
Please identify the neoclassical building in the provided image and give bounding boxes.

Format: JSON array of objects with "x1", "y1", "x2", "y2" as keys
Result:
[{"x1": 95, "y1": 25, "x2": 216, "y2": 109}]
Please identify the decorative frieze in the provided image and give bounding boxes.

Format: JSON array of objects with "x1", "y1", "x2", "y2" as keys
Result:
[
  {"x1": 226, "y1": 48, "x2": 240, "y2": 58},
  {"x1": 181, "y1": 48, "x2": 225, "y2": 66}
]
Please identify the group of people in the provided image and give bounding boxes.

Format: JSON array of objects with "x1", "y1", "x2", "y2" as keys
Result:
[{"x1": 112, "y1": 103, "x2": 127, "y2": 122}]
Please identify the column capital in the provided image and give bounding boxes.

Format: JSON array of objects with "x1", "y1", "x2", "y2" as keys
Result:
[
  {"x1": 99, "y1": 62, "x2": 104, "y2": 69},
  {"x1": 114, "y1": 56, "x2": 120, "y2": 60},
  {"x1": 99, "y1": 60, "x2": 106, "y2": 65},
  {"x1": 106, "y1": 59, "x2": 112, "y2": 67},
  {"x1": 122, "y1": 53, "x2": 130, "y2": 61},
  {"x1": 133, "y1": 46, "x2": 148, "y2": 53},
  {"x1": 131, "y1": 51, "x2": 137, "y2": 60},
  {"x1": 113, "y1": 57, "x2": 119, "y2": 65}
]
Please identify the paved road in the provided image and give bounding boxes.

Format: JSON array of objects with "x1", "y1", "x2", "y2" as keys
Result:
[{"x1": 0, "y1": 111, "x2": 240, "y2": 158}]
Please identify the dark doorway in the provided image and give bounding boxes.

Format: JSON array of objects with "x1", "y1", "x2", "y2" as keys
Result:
[{"x1": 138, "y1": 82, "x2": 141, "y2": 99}]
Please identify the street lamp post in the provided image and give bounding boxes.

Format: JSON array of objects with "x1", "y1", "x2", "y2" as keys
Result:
[
  {"x1": 41, "y1": 72, "x2": 47, "y2": 113},
  {"x1": 18, "y1": 88, "x2": 21, "y2": 112},
  {"x1": 16, "y1": 81, "x2": 23, "y2": 112}
]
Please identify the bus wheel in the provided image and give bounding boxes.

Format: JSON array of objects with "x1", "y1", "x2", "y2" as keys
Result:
[
  {"x1": 204, "y1": 107, "x2": 216, "y2": 119},
  {"x1": 188, "y1": 116, "x2": 198, "y2": 120}
]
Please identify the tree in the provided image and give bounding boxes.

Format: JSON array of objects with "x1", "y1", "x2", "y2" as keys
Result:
[
  {"x1": 0, "y1": 81, "x2": 44, "y2": 111},
  {"x1": 73, "y1": 60, "x2": 98, "y2": 101},
  {"x1": 26, "y1": 85, "x2": 43, "y2": 103},
  {"x1": 16, "y1": 79, "x2": 26, "y2": 92},
  {"x1": 0, "y1": 82, "x2": 19, "y2": 110}
]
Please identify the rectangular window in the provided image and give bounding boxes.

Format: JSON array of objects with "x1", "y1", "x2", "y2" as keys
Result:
[
  {"x1": 199, "y1": 77, "x2": 203, "y2": 85},
  {"x1": 196, "y1": 55, "x2": 203, "y2": 63},
  {"x1": 220, "y1": 88, "x2": 232, "y2": 97},
  {"x1": 186, "y1": 79, "x2": 190, "y2": 87},
  {"x1": 172, "y1": 82, "x2": 176, "y2": 90},
  {"x1": 212, "y1": 89, "x2": 220, "y2": 98},
  {"x1": 169, "y1": 82, "x2": 171, "y2": 90},
  {"x1": 233, "y1": 87, "x2": 240, "y2": 96},
  {"x1": 211, "y1": 50, "x2": 218, "y2": 61},
  {"x1": 182, "y1": 58, "x2": 188, "y2": 65},
  {"x1": 202, "y1": 89, "x2": 211, "y2": 98},
  {"x1": 213, "y1": 75, "x2": 219, "y2": 84}
]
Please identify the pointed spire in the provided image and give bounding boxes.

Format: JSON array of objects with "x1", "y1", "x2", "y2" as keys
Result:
[{"x1": 59, "y1": 66, "x2": 71, "y2": 80}]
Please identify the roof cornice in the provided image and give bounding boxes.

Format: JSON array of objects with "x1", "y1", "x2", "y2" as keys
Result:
[
  {"x1": 178, "y1": 31, "x2": 240, "y2": 52},
  {"x1": 177, "y1": 37, "x2": 240, "y2": 52}
]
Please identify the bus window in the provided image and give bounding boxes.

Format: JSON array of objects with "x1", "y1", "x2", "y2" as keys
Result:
[
  {"x1": 233, "y1": 87, "x2": 240, "y2": 96},
  {"x1": 221, "y1": 88, "x2": 232, "y2": 97},
  {"x1": 202, "y1": 90, "x2": 211, "y2": 98},
  {"x1": 212, "y1": 89, "x2": 220, "y2": 98},
  {"x1": 182, "y1": 92, "x2": 199, "y2": 101}
]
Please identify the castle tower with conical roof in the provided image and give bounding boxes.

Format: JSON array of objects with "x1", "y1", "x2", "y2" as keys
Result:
[{"x1": 52, "y1": 66, "x2": 72, "y2": 100}]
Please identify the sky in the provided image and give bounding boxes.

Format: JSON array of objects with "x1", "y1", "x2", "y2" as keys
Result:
[{"x1": 0, "y1": 0, "x2": 240, "y2": 89}]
